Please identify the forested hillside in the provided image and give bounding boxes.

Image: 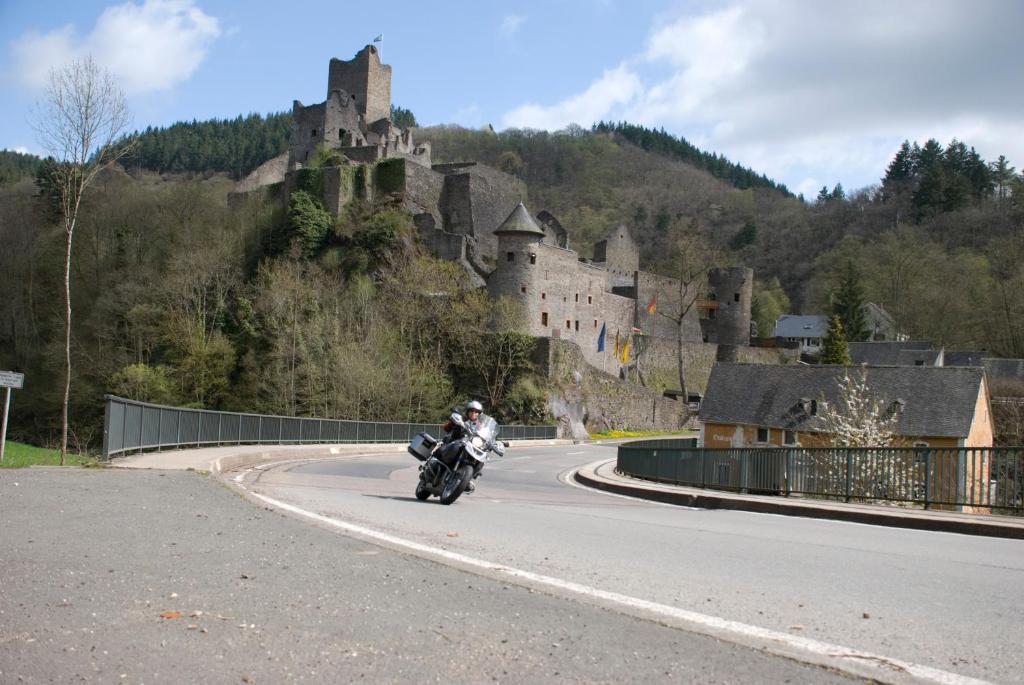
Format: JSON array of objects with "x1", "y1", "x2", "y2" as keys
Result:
[{"x1": 2, "y1": 110, "x2": 1023, "y2": 450}]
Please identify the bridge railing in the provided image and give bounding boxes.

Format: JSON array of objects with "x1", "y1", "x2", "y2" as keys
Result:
[
  {"x1": 617, "y1": 438, "x2": 1023, "y2": 514},
  {"x1": 102, "y1": 395, "x2": 557, "y2": 459}
]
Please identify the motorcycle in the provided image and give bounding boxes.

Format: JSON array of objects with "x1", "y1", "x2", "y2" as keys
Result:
[{"x1": 407, "y1": 412, "x2": 507, "y2": 505}]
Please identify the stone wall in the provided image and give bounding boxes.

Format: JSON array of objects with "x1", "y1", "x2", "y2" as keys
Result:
[
  {"x1": 634, "y1": 270, "x2": 704, "y2": 342},
  {"x1": 535, "y1": 338, "x2": 687, "y2": 434},
  {"x1": 705, "y1": 267, "x2": 753, "y2": 345},
  {"x1": 403, "y1": 161, "x2": 445, "y2": 225},
  {"x1": 436, "y1": 163, "x2": 526, "y2": 259},
  {"x1": 233, "y1": 152, "x2": 288, "y2": 194},
  {"x1": 640, "y1": 337, "x2": 799, "y2": 396},
  {"x1": 327, "y1": 45, "x2": 391, "y2": 125}
]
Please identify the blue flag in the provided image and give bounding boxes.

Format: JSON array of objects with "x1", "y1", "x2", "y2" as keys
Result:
[{"x1": 597, "y1": 322, "x2": 606, "y2": 352}]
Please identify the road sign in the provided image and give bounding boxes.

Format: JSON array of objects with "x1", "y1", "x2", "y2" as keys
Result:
[
  {"x1": 0, "y1": 371, "x2": 21, "y2": 463},
  {"x1": 0, "y1": 371, "x2": 24, "y2": 389}
]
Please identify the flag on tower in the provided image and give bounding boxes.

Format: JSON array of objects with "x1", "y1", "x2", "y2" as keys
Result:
[
  {"x1": 597, "y1": 322, "x2": 606, "y2": 352},
  {"x1": 373, "y1": 34, "x2": 383, "y2": 42}
]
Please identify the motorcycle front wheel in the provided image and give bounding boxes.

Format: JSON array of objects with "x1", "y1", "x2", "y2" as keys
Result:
[
  {"x1": 414, "y1": 478, "x2": 431, "y2": 501},
  {"x1": 439, "y1": 464, "x2": 473, "y2": 505}
]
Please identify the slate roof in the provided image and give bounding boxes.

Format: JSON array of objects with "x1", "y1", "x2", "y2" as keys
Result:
[
  {"x1": 493, "y1": 202, "x2": 546, "y2": 237},
  {"x1": 848, "y1": 341, "x2": 936, "y2": 366},
  {"x1": 944, "y1": 351, "x2": 986, "y2": 367},
  {"x1": 983, "y1": 358, "x2": 1024, "y2": 383},
  {"x1": 771, "y1": 315, "x2": 828, "y2": 339},
  {"x1": 699, "y1": 363, "x2": 985, "y2": 438}
]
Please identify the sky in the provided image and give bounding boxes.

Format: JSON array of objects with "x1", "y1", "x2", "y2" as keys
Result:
[{"x1": 1, "y1": 0, "x2": 1021, "y2": 197}]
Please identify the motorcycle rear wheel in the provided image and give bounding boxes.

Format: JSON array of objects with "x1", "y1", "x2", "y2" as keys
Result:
[{"x1": 439, "y1": 464, "x2": 473, "y2": 505}]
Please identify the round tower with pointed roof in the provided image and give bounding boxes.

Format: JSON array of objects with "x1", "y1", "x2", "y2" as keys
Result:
[{"x1": 487, "y1": 203, "x2": 547, "y2": 330}]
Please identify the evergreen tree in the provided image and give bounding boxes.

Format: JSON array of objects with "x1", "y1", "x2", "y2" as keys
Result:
[
  {"x1": 390, "y1": 104, "x2": 418, "y2": 129},
  {"x1": 831, "y1": 262, "x2": 868, "y2": 342},
  {"x1": 990, "y1": 155, "x2": 1016, "y2": 200},
  {"x1": 820, "y1": 315, "x2": 851, "y2": 365}
]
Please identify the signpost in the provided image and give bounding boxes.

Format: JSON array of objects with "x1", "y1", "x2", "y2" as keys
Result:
[{"x1": 0, "y1": 371, "x2": 24, "y2": 464}]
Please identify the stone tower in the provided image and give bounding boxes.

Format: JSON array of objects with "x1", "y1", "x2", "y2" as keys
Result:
[
  {"x1": 328, "y1": 44, "x2": 391, "y2": 124},
  {"x1": 487, "y1": 203, "x2": 547, "y2": 331},
  {"x1": 706, "y1": 266, "x2": 753, "y2": 346}
]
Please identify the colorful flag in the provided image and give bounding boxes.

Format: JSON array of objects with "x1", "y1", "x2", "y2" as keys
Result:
[
  {"x1": 614, "y1": 331, "x2": 620, "y2": 356},
  {"x1": 620, "y1": 338, "x2": 631, "y2": 363},
  {"x1": 646, "y1": 294, "x2": 657, "y2": 314},
  {"x1": 631, "y1": 326, "x2": 642, "y2": 333},
  {"x1": 597, "y1": 322, "x2": 606, "y2": 352}
]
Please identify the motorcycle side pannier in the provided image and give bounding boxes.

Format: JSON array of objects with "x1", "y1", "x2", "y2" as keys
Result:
[{"x1": 408, "y1": 432, "x2": 438, "y2": 461}]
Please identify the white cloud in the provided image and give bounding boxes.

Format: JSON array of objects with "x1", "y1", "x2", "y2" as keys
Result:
[
  {"x1": 501, "y1": 0, "x2": 1024, "y2": 191},
  {"x1": 500, "y1": 14, "x2": 527, "y2": 35},
  {"x1": 502, "y1": 64, "x2": 643, "y2": 131},
  {"x1": 10, "y1": 0, "x2": 220, "y2": 95}
]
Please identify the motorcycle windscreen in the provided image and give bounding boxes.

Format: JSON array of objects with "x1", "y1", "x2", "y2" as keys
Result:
[{"x1": 476, "y1": 415, "x2": 498, "y2": 443}]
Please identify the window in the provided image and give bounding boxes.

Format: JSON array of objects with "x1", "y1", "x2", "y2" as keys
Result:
[
  {"x1": 594, "y1": 319, "x2": 598, "y2": 328},
  {"x1": 783, "y1": 430, "x2": 797, "y2": 445},
  {"x1": 565, "y1": 320, "x2": 571, "y2": 329},
  {"x1": 588, "y1": 295, "x2": 593, "y2": 304},
  {"x1": 708, "y1": 309, "x2": 716, "y2": 320},
  {"x1": 574, "y1": 320, "x2": 579, "y2": 331},
  {"x1": 339, "y1": 128, "x2": 346, "y2": 139},
  {"x1": 507, "y1": 251, "x2": 515, "y2": 262},
  {"x1": 541, "y1": 312, "x2": 548, "y2": 326},
  {"x1": 734, "y1": 293, "x2": 740, "y2": 302},
  {"x1": 756, "y1": 427, "x2": 770, "y2": 443},
  {"x1": 520, "y1": 286, "x2": 526, "y2": 293},
  {"x1": 529, "y1": 254, "x2": 537, "y2": 265},
  {"x1": 541, "y1": 292, "x2": 546, "y2": 300},
  {"x1": 810, "y1": 400, "x2": 818, "y2": 415},
  {"x1": 311, "y1": 128, "x2": 318, "y2": 137},
  {"x1": 575, "y1": 293, "x2": 579, "y2": 302},
  {"x1": 914, "y1": 360, "x2": 924, "y2": 366}
]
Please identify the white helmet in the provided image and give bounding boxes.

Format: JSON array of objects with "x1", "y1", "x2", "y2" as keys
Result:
[{"x1": 466, "y1": 400, "x2": 483, "y2": 413}]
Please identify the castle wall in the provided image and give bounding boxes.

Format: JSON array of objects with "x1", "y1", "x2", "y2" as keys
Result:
[
  {"x1": 593, "y1": 226, "x2": 639, "y2": 280},
  {"x1": 634, "y1": 270, "x2": 704, "y2": 343},
  {"x1": 402, "y1": 161, "x2": 445, "y2": 225},
  {"x1": 437, "y1": 163, "x2": 526, "y2": 260},
  {"x1": 490, "y1": 237, "x2": 634, "y2": 377},
  {"x1": 535, "y1": 338, "x2": 687, "y2": 432},
  {"x1": 289, "y1": 101, "x2": 326, "y2": 166}
]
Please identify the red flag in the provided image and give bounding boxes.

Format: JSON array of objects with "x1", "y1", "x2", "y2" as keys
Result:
[{"x1": 646, "y1": 295, "x2": 657, "y2": 314}]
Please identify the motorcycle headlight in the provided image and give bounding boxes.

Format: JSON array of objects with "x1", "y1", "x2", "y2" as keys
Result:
[{"x1": 471, "y1": 436, "x2": 486, "y2": 450}]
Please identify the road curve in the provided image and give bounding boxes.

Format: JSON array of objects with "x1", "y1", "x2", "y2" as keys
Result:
[{"x1": 237, "y1": 441, "x2": 1024, "y2": 684}]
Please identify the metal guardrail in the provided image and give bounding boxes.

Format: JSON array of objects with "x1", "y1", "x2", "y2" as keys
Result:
[
  {"x1": 617, "y1": 439, "x2": 1024, "y2": 514},
  {"x1": 102, "y1": 395, "x2": 557, "y2": 459}
]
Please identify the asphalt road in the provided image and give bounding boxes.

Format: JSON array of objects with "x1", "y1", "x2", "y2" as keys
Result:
[
  {"x1": 241, "y1": 441, "x2": 1024, "y2": 684},
  {"x1": 0, "y1": 467, "x2": 856, "y2": 684}
]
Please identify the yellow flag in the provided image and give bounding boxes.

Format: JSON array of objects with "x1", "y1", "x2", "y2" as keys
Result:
[{"x1": 620, "y1": 338, "x2": 630, "y2": 363}]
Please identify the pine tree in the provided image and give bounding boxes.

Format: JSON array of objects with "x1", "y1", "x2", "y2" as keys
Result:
[
  {"x1": 831, "y1": 262, "x2": 868, "y2": 342},
  {"x1": 820, "y1": 315, "x2": 851, "y2": 364}
]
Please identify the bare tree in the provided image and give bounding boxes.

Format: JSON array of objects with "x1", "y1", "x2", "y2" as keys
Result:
[
  {"x1": 33, "y1": 56, "x2": 132, "y2": 464},
  {"x1": 657, "y1": 222, "x2": 720, "y2": 402}
]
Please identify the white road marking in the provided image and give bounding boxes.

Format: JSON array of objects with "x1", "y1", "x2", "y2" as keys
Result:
[
  {"x1": 565, "y1": 451, "x2": 586, "y2": 455},
  {"x1": 247, "y1": 489, "x2": 989, "y2": 685}
]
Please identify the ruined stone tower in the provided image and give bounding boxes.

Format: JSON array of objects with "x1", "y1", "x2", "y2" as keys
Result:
[
  {"x1": 328, "y1": 44, "x2": 392, "y2": 125},
  {"x1": 704, "y1": 266, "x2": 753, "y2": 346}
]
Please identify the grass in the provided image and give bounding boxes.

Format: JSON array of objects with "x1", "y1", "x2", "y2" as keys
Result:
[
  {"x1": 0, "y1": 440, "x2": 97, "y2": 468},
  {"x1": 588, "y1": 428, "x2": 698, "y2": 440}
]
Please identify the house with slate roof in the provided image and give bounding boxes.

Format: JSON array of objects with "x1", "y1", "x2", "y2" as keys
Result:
[
  {"x1": 771, "y1": 315, "x2": 828, "y2": 356},
  {"x1": 698, "y1": 363, "x2": 993, "y2": 450}
]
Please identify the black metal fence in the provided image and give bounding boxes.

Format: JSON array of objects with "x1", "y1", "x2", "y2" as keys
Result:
[
  {"x1": 617, "y1": 439, "x2": 1024, "y2": 514},
  {"x1": 103, "y1": 395, "x2": 557, "y2": 459}
]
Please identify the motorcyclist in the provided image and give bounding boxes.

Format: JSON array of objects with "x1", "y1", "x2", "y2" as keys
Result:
[{"x1": 438, "y1": 400, "x2": 485, "y2": 492}]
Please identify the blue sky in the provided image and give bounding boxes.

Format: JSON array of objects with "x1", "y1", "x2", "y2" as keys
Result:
[{"x1": 2, "y1": 0, "x2": 1021, "y2": 197}]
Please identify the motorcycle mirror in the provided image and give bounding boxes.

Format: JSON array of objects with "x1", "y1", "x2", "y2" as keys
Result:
[{"x1": 503, "y1": 441, "x2": 510, "y2": 448}]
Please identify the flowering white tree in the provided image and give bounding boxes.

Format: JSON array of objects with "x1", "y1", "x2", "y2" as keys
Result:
[{"x1": 819, "y1": 367, "x2": 902, "y2": 447}]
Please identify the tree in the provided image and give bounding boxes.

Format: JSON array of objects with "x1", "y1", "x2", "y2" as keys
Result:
[
  {"x1": 751, "y1": 277, "x2": 789, "y2": 338},
  {"x1": 657, "y1": 222, "x2": 720, "y2": 402},
  {"x1": 820, "y1": 315, "x2": 851, "y2": 364},
  {"x1": 33, "y1": 56, "x2": 132, "y2": 464},
  {"x1": 820, "y1": 367, "x2": 902, "y2": 447},
  {"x1": 990, "y1": 155, "x2": 1016, "y2": 201},
  {"x1": 390, "y1": 104, "x2": 418, "y2": 129},
  {"x1": 831, "y1": 261, "x2": 868, "y2": 342}
]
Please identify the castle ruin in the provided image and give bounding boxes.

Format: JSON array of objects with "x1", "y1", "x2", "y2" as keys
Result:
[{"x1": 234, "y1": 46, "x2": 769, "y2": 414}]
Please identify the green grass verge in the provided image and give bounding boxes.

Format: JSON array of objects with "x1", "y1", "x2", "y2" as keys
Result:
[
  {"x1": 588, "y1": 428, "x2": 698, "y2": 440},
  {"x1": 0, "y1": 441, "x2": 96, "y2": 468}
]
